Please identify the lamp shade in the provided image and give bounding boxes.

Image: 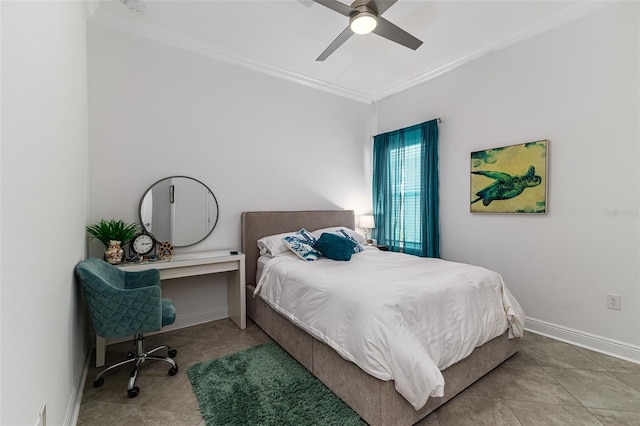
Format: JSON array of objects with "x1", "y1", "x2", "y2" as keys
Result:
[{"x1": 359, "y1": 215, "x2": 375, "y2": 229}]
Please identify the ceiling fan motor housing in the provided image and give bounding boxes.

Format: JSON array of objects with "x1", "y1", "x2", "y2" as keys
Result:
[
  {"x1": 350, "y1": 1, "x2": 378, "y2": 34},
  {"x1": 350, "y1": 0, "x2": 378, "y2": 14}
]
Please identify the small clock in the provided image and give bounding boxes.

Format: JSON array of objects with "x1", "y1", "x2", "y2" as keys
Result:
[{"x1": 130, "y1": 232, "x2": 156, "y2": 256}]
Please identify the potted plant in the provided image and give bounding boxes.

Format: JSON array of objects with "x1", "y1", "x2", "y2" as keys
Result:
[{"x1": 86, "y1": 219, "x2": 139, "y2": 264}]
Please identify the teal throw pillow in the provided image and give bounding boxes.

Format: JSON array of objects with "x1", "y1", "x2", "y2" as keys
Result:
[{"x1": 316, "y1": 233, "x2": 356, "y2": 261}]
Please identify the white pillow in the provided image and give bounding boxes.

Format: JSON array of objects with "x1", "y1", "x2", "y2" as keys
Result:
[
  {"x1": 311, "y1": 227, "x2": 367, "y2": 245},
  {"x1": 257, "y1": 231, "x2": 297, "y2": 257}
]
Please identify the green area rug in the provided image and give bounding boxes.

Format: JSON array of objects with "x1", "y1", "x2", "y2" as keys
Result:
[{"x1": 188, "y1": 343, "x2": 364, "y2": 426}]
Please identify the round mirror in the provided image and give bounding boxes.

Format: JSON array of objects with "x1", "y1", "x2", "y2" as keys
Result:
[{"x1": 139, "y1": 176, "x2": 219, "y2": 247}]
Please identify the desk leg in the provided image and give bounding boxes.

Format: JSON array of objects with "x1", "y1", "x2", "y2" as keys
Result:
[
  {"x1": 96, "y1": 335, "x2": 106, "y2": 367},
  {"x1": 227, "y1": 260, "x2": 246, "y2": 329}
]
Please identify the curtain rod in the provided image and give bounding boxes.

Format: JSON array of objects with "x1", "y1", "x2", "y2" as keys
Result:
[{"x1": 371, "y1": 117, "x2": 443, "y2": 140}]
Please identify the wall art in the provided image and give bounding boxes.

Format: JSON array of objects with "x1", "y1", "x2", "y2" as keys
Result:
[{"x1": 470, "y1": 140, "x2": 548, "y2": 213}]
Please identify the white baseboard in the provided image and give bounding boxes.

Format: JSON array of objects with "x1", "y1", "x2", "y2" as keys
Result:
[
  {"x1": 66, "y1": 342, "x2": 93, "y2": 426},
  {"x1": 525, "y1": 316, "x2": 640, "y2": 364}
]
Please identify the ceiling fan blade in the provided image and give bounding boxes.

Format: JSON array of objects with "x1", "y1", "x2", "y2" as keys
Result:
[
  {"x1": 372, "y1": 0, "x2": 398, "y2": 15},
  {"x1": 372, "y1": 17, "x2": 422, "y2": 50},
  {"x1": 316, "y1": 27, "x2": 354, "y2": 61},
  {"x1": 311, "y1": 0, "x2": 355, "y2": 17}
]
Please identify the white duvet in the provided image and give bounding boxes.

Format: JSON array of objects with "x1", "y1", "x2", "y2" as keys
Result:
[{"x1": 254, "y1": 248, "x2": 525, "y2": 410}]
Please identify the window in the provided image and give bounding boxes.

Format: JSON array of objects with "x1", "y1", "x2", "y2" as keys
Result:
[{"x1": 388, "y1": 142, "x2": 422, "y2": 252}]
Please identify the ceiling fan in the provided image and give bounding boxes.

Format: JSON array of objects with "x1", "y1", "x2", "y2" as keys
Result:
[{"x1": 311, "y1": 0, "x2": 423, "y2": 61}]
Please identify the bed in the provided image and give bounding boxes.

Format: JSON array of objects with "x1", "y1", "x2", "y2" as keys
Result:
[{"x1": 241, "y1": 210, "x2": 523, "y2": 426}]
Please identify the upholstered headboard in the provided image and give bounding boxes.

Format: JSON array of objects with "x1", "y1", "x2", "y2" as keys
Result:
[{"x1": 241, "y1": 210, "x2": 355, "y2": 286}]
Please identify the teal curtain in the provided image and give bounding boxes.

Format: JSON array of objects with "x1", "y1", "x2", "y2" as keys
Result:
[{"x1": 372, "y1": 119, "x2": 439, "y2": 257}]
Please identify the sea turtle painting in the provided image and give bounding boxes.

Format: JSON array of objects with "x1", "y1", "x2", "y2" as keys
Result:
[
  {"x1": 471, "y1": 165, "x2": 541, "y2": 206},
  {"x1": 470, "y1": 140, "x2": 547, "y2": 213}
]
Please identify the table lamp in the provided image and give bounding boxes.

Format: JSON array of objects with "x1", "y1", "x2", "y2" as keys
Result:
[{"x1": 359, "y1": 215, "x2": 375, "y2": 244}]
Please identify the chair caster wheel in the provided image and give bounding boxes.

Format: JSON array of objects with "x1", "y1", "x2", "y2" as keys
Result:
[
  {"x1": 128, "y1": 386, "x2": 140, "y2": 398},
  {"x1": 93, "y1": 377, "x2": 104, "y2": 388},
  {"x1": 168, "y1": 348, "x2": 177, "y2": 358},
  {"x1": 168, "y1": 366, "x2": 179, "y2": 376}
]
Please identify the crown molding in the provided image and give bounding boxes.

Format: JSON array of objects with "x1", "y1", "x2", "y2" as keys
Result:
[
  {"x1": 88, "y1": 8, "x2": 374, "y2": 104},
  {"x1": 371, "y1": 0, "x2": 617, "y2": 102}
]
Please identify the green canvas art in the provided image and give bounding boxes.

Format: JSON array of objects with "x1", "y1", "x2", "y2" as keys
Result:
[{"x1": 471, "y1": 140, "x2": 548, "y2": 213}]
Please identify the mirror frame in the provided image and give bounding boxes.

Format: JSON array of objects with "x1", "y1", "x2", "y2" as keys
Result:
[{"x1": 138, "y1": 175, "x2": 219, "y2": 248}]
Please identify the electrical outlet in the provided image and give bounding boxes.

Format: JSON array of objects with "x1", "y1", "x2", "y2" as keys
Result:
[{"x1": 606, "y1": 293, "x2": 621, "y2": 311}]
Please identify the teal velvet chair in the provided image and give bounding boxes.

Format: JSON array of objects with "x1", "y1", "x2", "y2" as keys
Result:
[{"x1": 75, "y1": 257, "x2": 178, "y2": 398}]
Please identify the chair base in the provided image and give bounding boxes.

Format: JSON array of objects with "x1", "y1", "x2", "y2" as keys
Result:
[{"x1": 93, "y1": 333, "x2": 178, "y2": 398}]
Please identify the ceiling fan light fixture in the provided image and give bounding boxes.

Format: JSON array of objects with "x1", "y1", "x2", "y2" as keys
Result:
[{"x1": 350, "y1": 12, "x2": 378, "y2": 34}]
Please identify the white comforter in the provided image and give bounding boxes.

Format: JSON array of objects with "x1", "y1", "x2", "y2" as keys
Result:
[{"x1": 254, "y1": 248, "x2": 525, "y2": 410}]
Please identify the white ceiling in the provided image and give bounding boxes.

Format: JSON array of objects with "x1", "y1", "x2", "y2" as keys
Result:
[{"x1": 89, "y1": 0, "x2": 610, "y2": 103}]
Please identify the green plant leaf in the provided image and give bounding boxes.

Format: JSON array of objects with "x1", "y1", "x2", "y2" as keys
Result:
[{"x1": 86, "y1": 219, "x2": 139, "y2": 247}]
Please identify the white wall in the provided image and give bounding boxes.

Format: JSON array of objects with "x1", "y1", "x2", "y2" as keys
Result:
[
  {"x1": 1, "y1": 1, "x2": 89, "y2": 425},
  {"x1": 87, "y1": 23, "x2": 372, "y2": 328},
  {"x1": 0, "y1": 2, "x2": 634, "y2": 424},
  {"x1": 375, "y1": 2, "x2": 640, "y2": 356}
]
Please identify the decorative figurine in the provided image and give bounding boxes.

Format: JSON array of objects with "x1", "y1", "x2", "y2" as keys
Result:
[{"x1": 158, "y1": 241, "x2": 174, "y2": 260}]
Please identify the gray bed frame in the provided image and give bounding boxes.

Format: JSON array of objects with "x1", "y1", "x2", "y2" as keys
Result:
[{"x1": 241, "y1": 210, "x2": 519, "y2": 426}]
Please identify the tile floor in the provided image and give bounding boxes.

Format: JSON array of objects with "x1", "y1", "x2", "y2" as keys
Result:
[{"x1": 77, "y1": 320, "x2": 640, "y2": 425}]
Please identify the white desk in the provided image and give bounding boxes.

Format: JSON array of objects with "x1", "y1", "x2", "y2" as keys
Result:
[{"x1": 95, "y1": 250, "x2": 246, "y2": 367}]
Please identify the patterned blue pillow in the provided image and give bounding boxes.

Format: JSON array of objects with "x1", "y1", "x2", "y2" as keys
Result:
[
  {"x1": 283, "y1": 229, "x2": 321, "y2": 261},
  {"x1": 336, "y1": 229, "x2": 364, "y2": 253}
]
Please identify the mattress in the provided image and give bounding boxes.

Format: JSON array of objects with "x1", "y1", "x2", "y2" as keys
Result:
[
  {"x1": 256, "y1": 255, "x2": 271, "y2": 283},
  {"x1": 254, "y1": 249, "x2": 525, "y2": 410}
]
